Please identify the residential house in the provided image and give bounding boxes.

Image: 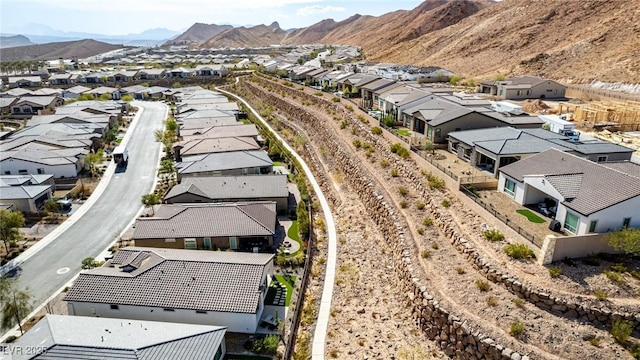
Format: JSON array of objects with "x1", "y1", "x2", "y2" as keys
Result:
[
  {"x1": 0, "y1": 173, "x2": 55, "y2": 187},
  {"x1": 164, "y1": 175, "x2": 290, "y2": 212},
  {"x1": 108, "y1": 70, "x2": 139, "y2": 83},
  {"x1": 174, "y1": 136, "x2": 260, "y2": 160},
  {"x1": 0, "y1": 144, "x2": 87, "y2": 178},
  {"x1": 0, "y1": 173, "x2": 54, "y2": 212},
  {"x1": 378, "y1": 85, "x2": 436, "y2": 122},
  {"x1": 7, "y1": 76, "x2": 42, "y2": 89},
  {"x1": 498, "y1": 149, "x2": 640, "y2": 235},
  {"x1": 146, "y1": 86, "x2": 169, "y2": 100},
  {"x1": 65, "y1": 247, "x2": 274, "y2": 333},
  {"x1": 133, "y1": 202, "x2": 277, "y2": 250},
  {"x1": 167, "y1": 67, "x2": 193, "y2": 78},
  {"x1": 448, "y1": 127, "x2": 634, "y2": 177},
  {"x1": 6, "y1": 122, "x2": 104, "y2": 150},
  {"x1": 336, "y1": 73, "x2": 379, "y2": 97},
  {"x1": 304, "y1": 68, "x2": 329, "y2": 86},
  {"x1": 360, "y1": 78, "x2": 397, "y2": 109},
  {"x1": 61, "y1": 85, "x2": 91, "y2": 99},
  {"x1": 28, "y1": 112, "x2": 114, "y2": 130},
  {"x1": 85, "y1": 86, "x2": 121, "y2": 100},
  {"x1": 7, "y1": 315, "x2": 226, "y2": 360},
  {"x1": 480, "y1": 76, "x2": 567, "y2": 100},
  {"x1": 195, "y1": 64, "x2": 228, "y2": 77},
  {"x1": 180, "y1": 124, "x2": 260, "y2": 141},
  {"x1": 48, "y1": 73, "x2": 76, "y2": 86},
  {"x1": 1, "y1": 88, "x2": 34, "y2": 98},
  {"x1": 176, "y1": 150, "x2": 273, "y2": 180},
  {"x1": 10, "y1": 96, "x2": 64, "y2": 117},
  {"x1": 402, "y1": 99, "x2": 542, "y2": 144},
  {"x1": 137, "y1": 68, "x2": 166, "y2": 80},
  {"x1": 0, "y1": 97, "x2": 18, "y2": 116},
  {"x1": 83, "y1": 72, "x2": 106, "y2": 84}
]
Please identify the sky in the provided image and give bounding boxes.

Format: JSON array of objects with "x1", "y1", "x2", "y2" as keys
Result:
[{"x1": 0, "y1": 0, "x2": 425, "y2": 36}]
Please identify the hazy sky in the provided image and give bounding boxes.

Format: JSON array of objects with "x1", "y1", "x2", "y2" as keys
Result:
[{"x1": 1, "y1": 0, "x2": 425, "y2": 35}]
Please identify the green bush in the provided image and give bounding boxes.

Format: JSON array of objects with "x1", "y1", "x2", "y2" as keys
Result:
[
  {"x1": 513, "y1": 298, "x2": 525, "y2": 309},
  {"x1": 422, "y1": 217, "x2": 433, "y2": 227},
  {"x1": 594, "y1": 290, "x2": 609, "y2": 300},
  {"x1": 390, "y1": 143, "x2": 410, "y2": 158},
  {"x1": 353, "y1": 139, "x2": 362, "y2": 148},
  {"x1": 441, "y1": 199, "x2": 451, "y2": 208},
  {"x1": 604, "y1": 270, "x2": 626, "y2": 286},
  {"x1": 509, "y1": 322, "x2": 525, "y2": 337},
  {"x1": 416, "y1": 201, "x2": 425, "y2": 210},
  {"x1": 610, "y1": 263, "x2": 628, "y2": 273},
  {"x1": 611, "y1": 319, "x2": 633, "y2": 344},
  {"x1": 399, "y1": 200, "x2": 408, "y2": 208},
  {"x1": 483, "y1": 229, "x2": 504, "y2": 242},
  {"x1": 504, "y1": 244, "x2": 535, "y2": 260},
  {"x1": 421, "y1": 250, "x2": 431, "y2": 258},
  {"x1": 390, "y1": 168, "x2": 399, "y2": 177},
  {"x1": 456, "y1": 267, "x2": 466, "y2": 275},
  {"x1": 548, "y1": 267, "x2": 563, "y2": 278},
  {"x1": 340, "y1": 120, "x2": 348, "y2": 129},
  {"x1": 380, "y1": 159, "x2": 390, "y2": 168},
  {"x1": 426, "y1": 173, "x2": 445, "y2": 190},
  {"x1": 331, "y1": 97, "x2": 341, "y2": 102},
  {"x1": 371, "y1": 126, "x2": 382, "y2": 135},
  {"x1": 475, "y1": 279, "x2": 491, "y2": 292},
  {"x1": 398, "y1": 187, "x2": 408, "y2": 196}
]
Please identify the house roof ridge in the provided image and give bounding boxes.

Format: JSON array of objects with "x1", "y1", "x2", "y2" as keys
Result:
[
  {"x1": 135, "y1": 326, "x2": 227, "y2": 352},
  {"x1": 235, "y1": 203, "x2": 275, "y2": 235}
]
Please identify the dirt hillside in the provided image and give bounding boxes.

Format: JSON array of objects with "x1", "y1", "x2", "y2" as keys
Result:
[
  {"x1": 0, "y1": 39, "x2": 124, "y2": 62},
  {"x1": 165, "y1": 23, "x2": 232, "y2": 45},
  {"x1": 202, "y1": 22, "x2": 288, "y2": 48}
]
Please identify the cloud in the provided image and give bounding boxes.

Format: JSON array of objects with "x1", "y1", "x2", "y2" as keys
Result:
[{"x1": 297, "y1": 5, "x2": 346, "y2": 16}]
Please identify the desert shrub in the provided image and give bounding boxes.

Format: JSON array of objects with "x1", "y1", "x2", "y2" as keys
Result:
[
  {"x1": 314, "y1": 92, "x2": 323, "y2": 96},
  {"x1": 422, "y1": 217, "x2": 433, "y2": 227},
  {"x1": 398, "y1": 187, "x2": 408, "y2": 196},
  {"x1": 427, "y1": 173, "x2": 445, "y2": 189},
  {"x1": 441, "y1": 199, "x2": 451, "y2": 208},
  {"x1": 399, "y1": 200, "x2": 408, "y2": 208},
  {"x1": 331, "y1": 97, "x2": 341, "y2": 102},
  {"x1": 611, "y1": 319, "x2": 634, "y2": 344},
  {"x1": 390, "y1": 168, "x2": 399, "y2": 177},
  {"x1": 456, "y1": 267, "x2": 466, "y2": 275},
  {"x1": 345, "y1": 105, "x2": 353, "y2": 112},
  {"x1": 594, "y1": 290, "x2": 609, "y2": 300},
  {"x1": 380, "y1": 159, "x2": 390, "y2": 168},
  {"x1": 483, "y1": 229, "x2": 504, "y2": 242},
  {"x1": 431, "y1": 243, "x2": 439, "y2": 250},
  {"x1": 604, "y1": 270, "x2": 626, "y2": 286},
  {"x1": 611, "y1": 263, "x2": 628, "y2": 273},
  {"x1": 548, "y1": 267, "x2": 563, "y2": 278},
  {"x1": 509, "y1": 322, "x2": 525, "y2": 337},
  {"x1": 487, "y1": 296, "x2": 498, "y2": 307},
  {"x1": 353, "y1": 139, "x2": 362, "y2": 148},
  {"x1": 475, "y1": 279, "x2": 491, "y2": 292},
  {"x1": 421, "y1": 250, "x2": 431, "y2": 258},
  {"x1": 513, "y1": 298, "x2": 525, "y2": 308},
  {"x1": 371, "y1": 126, "x2": 382, "y2": 135},
  {"x1": 417, "y1": 228, "x2": 424, "y2": 235},
  {"x1": 504, "y1": 244, "x2": 535, "y2": 260},
  {"x1": 587, "y1": 336, "x2": 601, "y2": 347},
  {"x1": 416, "y1": 201, "x2": 425, "y2": 210},
  {"x1": 340, "y1": 120, "x2": 348, "y2": 129}
]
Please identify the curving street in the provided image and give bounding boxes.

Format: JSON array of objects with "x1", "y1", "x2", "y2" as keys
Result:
[{"x1": 12, "y1": 101, "x2": 166, "y2": 312}]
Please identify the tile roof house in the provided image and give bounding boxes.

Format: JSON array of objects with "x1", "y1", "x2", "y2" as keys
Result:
[
  {"x1": 7, "y1": 315, "x2": 226, "y2": 360},
  {"x1": 173, "y1": 136, "x2": 260, "y2": 160},
  {"x1": 10, "y1": 96, "x2": 64, "y2": 117},
  {"x1": 0, "y1": 184, "x2": 52, "y2": 213},
  {"x1": 480, "y1": 76, "x2": 567, "y2": 100},
  {"x1": 180, "y1": 124, "x2": 260, "y2": 141},
  {"x1": 176, "y1": 150, "x2": 273, "y2": 180},
  {"x1": 0, "y1": 143, "x2": 88, "y2": 178},
  {"x1": 7, "y1": 76, "x2": 43, "y2": 89},
  {"x1": 498, "y1": 148, "x2": 640, "y2": 235},
  {"x1": 61, "y1": 85, "x2": 91, "y2": 99},
  {"x1": 65, "y1": 247, "x2": 274, "y2": 333},
  {"x1": 132, "y1": 202, "x2": 278, "y2": 251},
  {"x1": 164, "y1": 175, "x2": 290, "y2": 212},
  {"x1": 448, "y1": 127, "x2": 633, "y2": 176}
]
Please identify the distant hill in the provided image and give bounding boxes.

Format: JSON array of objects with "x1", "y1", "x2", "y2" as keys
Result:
[
  {"x1": 167, "y1": 23, "x2": 233, "y2": 45},
  {"x1": 0, "y1": 35, "x2": 33, "y2": 49},
  {"x1": 202, "y1": 22, "x2": 287, "y2": 48},
  {"x1": 0, "y1": 39, "x2": 124, "y2": 62}
]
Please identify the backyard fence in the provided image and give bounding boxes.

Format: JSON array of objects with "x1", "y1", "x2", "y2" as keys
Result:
[
  {"x1": 410, "y1": 145, "x2": 460, "y2": 181},
  {"x1": 460, "y1": 186, "x2": 545, "y2": 248}
]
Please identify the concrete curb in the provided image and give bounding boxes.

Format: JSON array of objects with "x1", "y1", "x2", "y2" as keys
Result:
[{"x1": 217, "y1": 85, "x2": 337, "y2": 360}]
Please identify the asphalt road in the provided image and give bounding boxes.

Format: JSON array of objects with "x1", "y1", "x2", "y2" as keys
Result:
[{"x1": 13, "y1": 101, "x2": 166, "y2": 309}]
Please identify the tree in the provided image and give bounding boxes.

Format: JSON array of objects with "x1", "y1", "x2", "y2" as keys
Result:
[
  {"x1": 607, "y1": 227, "x2": 640, "y2": 256},
  {"x1": 81, "y1": 257, "x2": 99, "y2": 270},
  {"x1": 44, "y1": 198, "x2": 62, "y2": 214},
  {"x1": 154, "y1": 129, "x2": 175, "y2": 155},
  {"x1": 0, "y1": 209, "x2": 25, "y2": 253},
  {"x1": 121, "y1": 94, "x2": 134, "y2": 102},
  {"x1": 159, "y1": 159, "x2": 175, "y2": 174},
  {"x1": 0, "y1": 278, "x2": 32, "y2": 335},
  {"x1": 297, "y1": 200, "x2": 310, "y2": 240},
  {"x1": 98, "y1": 93, "x2": 112, "y2": 101},
  {"x1": 141, "y1": 193, "x2": 161, "y2": 215},
  {"x1": 85, "y1": 150, "x2": 104, "y2": 177},
  {"x1": 164, "y1": 118, "x2": 178, "y2": 133}
]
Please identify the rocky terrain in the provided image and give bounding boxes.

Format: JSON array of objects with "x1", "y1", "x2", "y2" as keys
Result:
[
  {"x1": 165, "y1": 23, "x2": 232, "y2": 45},
  {"x1": 229, "y1": 74, "x2": 640, "y2": 359},
  {"x1": 202, "y1": 22, "x2": 287, "y2": 49},
  {"x1": 0, "y1": 35, "x2": 33, "y2": 49},
  {"x1": 0, "y1": 39, "x2": 124, "y2": 62}
]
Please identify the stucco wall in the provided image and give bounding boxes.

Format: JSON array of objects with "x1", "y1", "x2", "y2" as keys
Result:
[
  {"x1": 551, "y1": 234, "x2": 622, "y2": 262},
  {"x1": 0, "y1": 158, "x2": 78, "y2": 178}
]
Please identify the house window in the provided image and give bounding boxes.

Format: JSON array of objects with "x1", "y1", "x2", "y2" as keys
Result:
[
  {"x1": 196, "y1": 310, "x2": 207, "y2": 314},
  {"x1": 589, "y1": 220, "x2": 597, "y2": 233},
  {"x1": 165, "y1": 238, "x2": 176, "y2": 243},
  {"x1": 623, "y1": 218, "x2": 631, "y2": 228},
  {"x1": 564, "y1": 212, "x2": 579, "y2": 234},
  {"x1": 229, "y1": 237, "x2": 238, "y2": 249},
  {"x1": 504, "y1": 179, "x2": 516, "y2": 197},
  {"x1": 526, "y1": 90, "x2": 531, "y2": 95},
  {"x1": 4, "y1": 171, "x2": 10, "y2": 175},
  {"x1": 214, "y1": 346, "x2": 223, "y2": 360},
  {"x1": 596, "y1": 155, "x2": 608, "y2": 162},
  {"x1": 434, "y1": 128, "x2": 441, "y2": 138},
  {"x1": 203, "y1": 237, "x2": 211, "y2": 250},
  {"x1": 37, "y1": 168, "x2": 45, "y2": 174},
  {"x1": 110, "y1": 304, "x2": 119, "y2": 310},
  {"x1": 163, "y1": 308, "x2": 175, "y2": 312},
  {"x1": 19, "y1": 170, "x2": 28, "y2": 174},
  {"x1": 184, "y1": 238, "x2": 197, "y2": 249}
]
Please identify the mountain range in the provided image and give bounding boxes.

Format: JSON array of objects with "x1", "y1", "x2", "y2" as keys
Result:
[{"x1": 173, "y1": 0, "x2": 640, "y2": 83}]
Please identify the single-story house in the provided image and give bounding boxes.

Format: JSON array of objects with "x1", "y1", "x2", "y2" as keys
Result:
[
  {"x1": 360, "y1": 78, "x2": 397, "y2": 109},
  {"x1": 28, "y1": 112, "x2": 114, "y2": 130},
  {"x1": 164, "y1": 175, "x2": 289, "y2": 212},
  {"x1": 137, "y1": 68, "x2": 166, "y2": 80},
  {"x1": 120, "y1": 84, "x2": 149, "y2": 99},
  {"x1": 65, "y1": 247, "x2": 274, "y2": 333},
  {"x1": 133, "y1": 202, "x2": 277, "y2": 250},
  {"x1": 448, "y1": 127, "x2": 634, "y2": 176},
  {"x1": 0, "y1": 97, "x2": 18, "y2": 115},
  {"x1": 83, "y1": 72, "x2": 106, "y2": 84},
  {"x1": 174, "y1": 136, "x2": 260, "y2": 159},
  {"x1": 0, "y1": 144, "x2": 87, "y2": 178},
  {"x1": 10, "y1": 96, "x2": 64, "y2": 117},
  {"x1": 0, "y1": 184, "x2": 52, "y2": 213},
  {"x1": 498, "y1": 148, "x2": 640, "y2": 235},
  {"x1": 108, "y1": 70, "x2": 139, "y2": 83},
  {"x1": 304, "y1": 68, "x2": 329, "y2": 86},
  {"x1": 85, "y1": 86, "x2": 121, "y2": 100},
  {"x1": 180, "y1": 124, "x2": 260, "y2": 141},
  {"x1": 480, "y1": 76, "x2": 567, "y2": 100},
  {"x1": 61, "y1": 85, "x2": 91, "y2": 99},
  {"x1": 336, "y1": 73, "x2": 379, "y2": 98},
  {"x1": 176, "y1": 150, "x2": 273, "y2": 180},
  {"x1": 194, "y1": 64, "x2": 228, "y2": 77},
  {"x1": 402, "y1": 99, "x2": 542, "y2": 144},
  {"x1": 48, "y1": 73, "x2": 76, "y2": 86},
  {"x1": 378, "y1": 85, "x2": 437, "y2": 122},
  {"x1": 7, "y1": 314, "x2": 226, "y2": 360},
  {"x1": 167, "y1": 67, "x2": 193, "y2": 78},
  {"x1": 7, "y1": 76, "x2": 42, "y2": 89}
]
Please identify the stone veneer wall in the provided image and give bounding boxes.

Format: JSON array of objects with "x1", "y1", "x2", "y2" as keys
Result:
[{"x1": 236, "y1": 76, "x2": 638, "y2": 358}]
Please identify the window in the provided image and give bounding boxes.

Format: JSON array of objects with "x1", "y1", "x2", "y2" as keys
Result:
[
  {"x1": 4, "y1": 171, "x2": 10, "y2": 175},
  {"x1": 434, "y1": 128, "x2": 441, "y2": 138},
  {"x1": 184, "y1": 238, "x2": 197, "y2": 249},
  {"x1": 19, "y1": 170, "x2": 28, "y2": 174},
  {"x1": 504, "y1": 179, "x2": 516, "y2": 197},
  {"x1": 37, "y1": 168, "x2": 45, "y2": 174},
  {"x1": 589, "y1": 220, "x2": 597, "y2": 233},
  {"x1": 110, "y1": 304, "x2": 119, "y2": 310},
  {"x1": 229, "y1": 236, "x2": 238, "y2": 249},
  {"x1": 623, "y1": 218, "x2": 631, "y2": 228},
  {"x1": 165, "y1": 238, "x2": 176, "y2": 243},
  {"x1": 597, "y1": 155, "x2": 608, "y2": 162},
  {"x1": 214, "y1": 346, "x2": 223, "y2": 360},
  {"x1": 196, "y1": 310, "x2": 207, "y2": 314},
  {"x1": 203, "y1": 237, "x2": 211, "y2": 250},
  {"x1": 564, "y1": 212, "x2": 579, "y2": 234},
  {"x1": 163, "y1": 308, "x2": 175, "y2": 312}
]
